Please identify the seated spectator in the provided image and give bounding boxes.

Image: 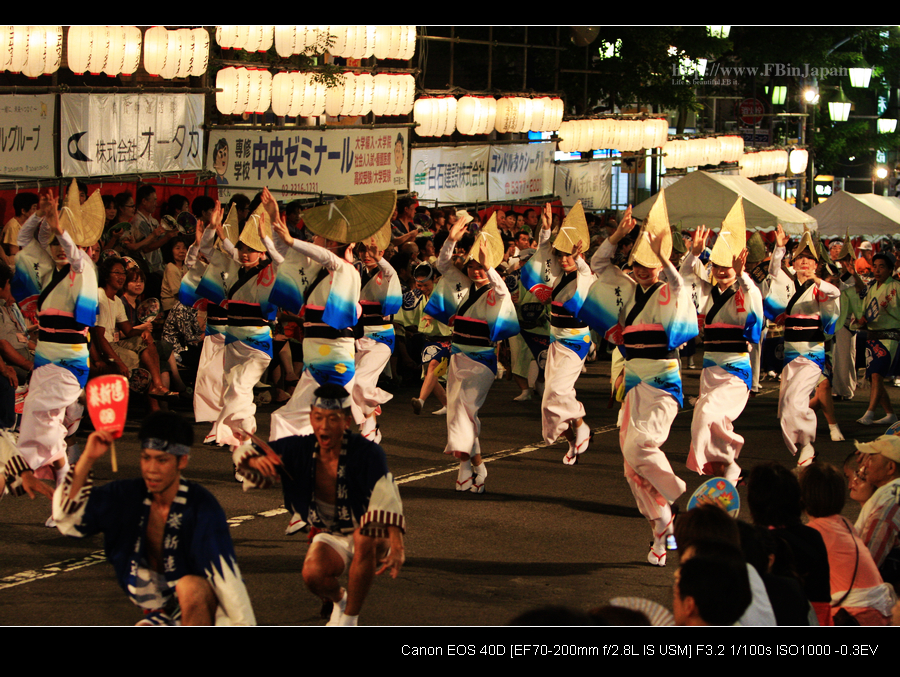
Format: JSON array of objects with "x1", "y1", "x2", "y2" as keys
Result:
[
  {"x1": 800, "y1": 462, "x2": 896, "y2": 625},
  {"x1": 854, "y1": 436, "x2": 900, "y2": 591},
  {"x1": 91, "y1": 258, "x2": 176, "y2": 404},
  {"x1": 746, "y1": 462, "x2": 833, "y2": 625},
  {"x1": 1, "y1": 191, "x2": 39, "y2": 265},
  {"x1": 673, "y1": 540, "x2": 751, "y2": 626},
  {"x1": 674, "y1": 503, "x2": 776, "y2": 626},
  {"x1": 0, "y1": 264, "x2": 34, "y2": 384}
]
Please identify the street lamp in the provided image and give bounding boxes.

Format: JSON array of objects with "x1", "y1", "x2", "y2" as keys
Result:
[
  {"x1": 827, "y1": 86, "x2": 853, "y2": 122},
  {"x1": 848, "y1": 60, "x2": 872, "y2": 89}
]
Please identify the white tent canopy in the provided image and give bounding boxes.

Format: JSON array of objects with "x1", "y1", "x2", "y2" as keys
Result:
[
  {"x1": 632, "y1": 171, "x2": 817, "y2": 235},
  {"x1": 807, "y1": 191, "x2": 900, "y2": 238}
]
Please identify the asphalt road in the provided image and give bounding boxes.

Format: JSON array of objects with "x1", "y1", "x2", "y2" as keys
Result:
[{"x1": 0, "y1": 356, "x2": 888, "y2": 626}]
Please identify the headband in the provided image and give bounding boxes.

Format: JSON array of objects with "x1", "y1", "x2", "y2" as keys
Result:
[{"x1": 141, "y1": 438, "x2": 191, "y2": 456}]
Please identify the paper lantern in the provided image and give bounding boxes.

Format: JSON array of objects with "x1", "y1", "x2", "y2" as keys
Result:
[
  {"x1": 143, "y1": 26, "x2": 168, "y2": 76},
  {"x1": 789, "y1": 148, "x2": 808, "y2": 175}
]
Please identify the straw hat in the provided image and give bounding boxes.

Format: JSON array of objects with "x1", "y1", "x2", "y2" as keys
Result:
[
  {"x1": 59, "y1": 178, "x2": 104, "y2": 247},
  {"x1": 792, "y1": 226, "x2": 818, "y2": 261},
  {"x1": 671, "y1": 222, "x2": 686, "y2": 255},
  {"x1": 466, "y1": 211, "x2": 504, "y2": 270},
  {"x1": 369, "y1": 221, "x2": 392, "y2": 252},
  {"x1": 629, "y1": 189, "x2": 671, "y2": 268},
  {"x1": 746, "y1": 231, "x2": 767, "y2": 263},
  {"x1": 221, "y1": 203, "x2": 240, "y2": 246},
  {"x1": 303, "y1": 190, "x2": 397, "y2": 244},
  {"x1": 709, "y1": 197, "x2": 746, "y2": 267},
  {"x1": 238, "y1": 204, "x2": 272, "y2": 252},
  {"x1": 553, "y1": 201, "x2": 589, "y2": 254}
]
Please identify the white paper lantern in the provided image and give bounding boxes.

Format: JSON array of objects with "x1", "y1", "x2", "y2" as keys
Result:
[
  {"x1": 121, "y1": 26, "x2": 142, "y2": 75},
  {"x1": 66, "y1": 26, "x2": 93, "y2": 75},
  {"x1": 789, "y1": 148, "x2": 808, "y2": 175},
  {"x1": 143, "y1": 26, "x2": 168, "y2": 76},
  {"x1": 216, "y1": 67, "x2": 238, "y2": 115}
]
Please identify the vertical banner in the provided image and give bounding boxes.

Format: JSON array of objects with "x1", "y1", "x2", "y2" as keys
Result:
[
  {"x1": 207, "y1": 128, "x2": 408, "y2": 202},
  {"x1": 554, "y1": 161, "x2": 612, "y2": 209},
  {"x1": 410, "y1": 145, "x2": 489, "y2": 204},
  {"x1": 488, "y1": 142, "x2": 555, "y2": 201},
  {"x1": 60, "y1": 93, "x2": 204, "y2": 177},
  {"x1": 0, "y1": 95, "x2": 55, "y2": 178}
]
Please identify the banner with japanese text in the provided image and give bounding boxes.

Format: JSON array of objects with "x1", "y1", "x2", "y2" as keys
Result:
[
  {"x1": 0, "y1": 95, "x2": 55, "y2": 178},
  {"x1": 60, "y1": 93, "x2": 204, "y2": 177},
  {"x1": 488, "y1": 142, "x2": 554, "y2": 202},
  {"x1": 410, "y1": 145, "x2": 489, "y2": 204},
  {"x1": 554, "y1": 161, "x2": 611, "y2": 210},
  {"x1": 207, "y1": 128, "x2": 408, "y2": 202}
]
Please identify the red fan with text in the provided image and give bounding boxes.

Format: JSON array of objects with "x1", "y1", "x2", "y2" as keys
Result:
[{"x1": 85, "y1": 375, "x2": 130, "y2": 472}]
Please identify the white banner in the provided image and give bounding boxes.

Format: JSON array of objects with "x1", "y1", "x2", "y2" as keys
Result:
[
  {"x1": 208, "y1": 128, "x2": 408, "y2": 202},
  {"x1": 0, "y1": 95, "x2": 55, "y2": 178},
  {"x1": 488, "y1": 142, "x2": 555, "y2": 201},
  {"x1": 410, "y1": 145, "x2": 489, "y2": 203},
  {"x1": 60, "y1": 93, "x2": 204, "y2": 177},
  {"x1": 554, "y1": 161, "x2": 612, "y2": 210}
]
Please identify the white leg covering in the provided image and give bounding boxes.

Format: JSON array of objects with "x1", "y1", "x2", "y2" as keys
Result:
[
  {"x1": 193, "y1": 333, "x2": 226, "y2": 422},
  {"x1": 832, "y1": 325, "x2": 857, "y2": 399},
  {"x1": 619, "y1": 382, "x2": 685, "y2": 523},
  {"x1": 777, "y1": 357, "x2": 821, "y2": 457},
  {"x1": 443, "y1": 353, "x2": 493, "y2": 457},
  {"x1": 214, "y1": 342, "x2": 271, "y2": 446},
  {"x1": 456, "y1": 459, "x2": 473, "y2": 491},
  {"x1": 18, "y1": 365, "x2": 82, "y2": 472},
  {"x1": 351, "y1": 338, "x2": 393, "y2": 419},
  {"x1": 541, "y1": 342, "x2": 587, "y2": 445},
  {"x1": 687, "y1": 366, "x2": 749, "y2": 477},
  {"x1": 471, "y1": 462, "x2": 487, "y2": 493}
]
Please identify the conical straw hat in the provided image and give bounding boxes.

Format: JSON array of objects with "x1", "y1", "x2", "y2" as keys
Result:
[
  {"x1": 671, "y1": 222, "x2": 686, "y2": 255},
  {"x1": 59, "y1": 178, "x2": 104, "y2": 247},
  {"x1": 239, "y1": 204, "x2": 272, "y2": 252},
  {"x1": 817, "y1": 234, "x2": 836, "y2": 268},
  {"x1": 370, "y1": 221, "x2": 392, "y2": 252},
  {"x1": 710, "y1": 196, "x2": 746, "y2": 267},
  {"x1": 466, "y1": 211, "x2": 504, "y2": 270},
  {"x1": 793, "y1": 225, "x2": 818, "y2": 261},
  {"x1": 629, "y1": 189, "x2": 671, "y2": 268},
  {"x1": 746, "y1": 231, "x2": 767, "y2": 263},
  {"x1": 553, "y1": 201, "x2": 589, "y2": 254},
  {"x1": 303, "y1": 190, "x2": 397, "y2": 244},
  {"x1": 221, "y1": 203, "x2": 240, "y2": 246},
  {"x1": 835, "y1": 228, "x2": 852, "y2": 261}
]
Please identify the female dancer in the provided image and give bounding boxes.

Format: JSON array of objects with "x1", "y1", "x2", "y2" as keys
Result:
[
  {"x1": 521, "y1": 202, "x2": 593, "y2": 464},
  {"x1": 426, "y1": 213, "x2": 518, "y2": 493},
  {"x1": 14, "y1": 191, "x2": 98, "y2": 510}
]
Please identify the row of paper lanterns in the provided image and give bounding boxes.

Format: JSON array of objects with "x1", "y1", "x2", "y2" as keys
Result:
[
  {"x1": 663, "y1": 136, "x2": 744, "y2": 169},
  {"x1": 0, "y1": 26, "x2": 209, "y2": 79},
  {"x1": 219, "y1": 67, "x2": 416, "y2": 117},
  {"x1": 0, "y1": 26, "x2": 62, "y2": 78},
  {"x1": 739, "y1": 150, "x2": 789, "y2": 178},
  {"x1": 217, "y1": 25, "x2": 416, "y2": 61},
  {"x1": 142, "y1": 27, "x2": 210, "y2": 78},
  {"x1": 739, "y1": 149, "x2": 809, "y2": 178},
  {"x1": 558, "y1": 118, "x2": 670, "y2": 153},
  {"x1": 415, "y1": 96, "x2": 565, "y2": 137}
]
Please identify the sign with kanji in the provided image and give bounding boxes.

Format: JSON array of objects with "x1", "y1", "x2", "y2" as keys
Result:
[
  {"x1": 61, "y1": 93, "x2": 204, "y2": 177},
  {"x1": 411, "y1": 145, "x2": 489, "y2": 203},
  {"x1": 554, "y1": 161, "x2": 611, "y2": 209},
  {"x1": 207, "y1": 127, "x2": 408, "y2": 202},
  {"x1": 0, "y1": 95, "x2": 55, "y2": 177},
  {"x1": 488, "y1": 142, "x2": 555, "y2": 201}
]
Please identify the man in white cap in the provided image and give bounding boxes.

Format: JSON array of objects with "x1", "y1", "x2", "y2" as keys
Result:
[
  {"x1": 856, "y1": 240, "x2": 874, "y2": 278},
  {"x1": 855, "y1": 435, "x2": 900, "y2": 588}
]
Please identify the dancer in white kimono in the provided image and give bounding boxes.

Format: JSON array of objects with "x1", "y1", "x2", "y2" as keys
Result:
[
  {"x1": 427, "y1": 212, "x2": 519, "y2": 493},
  {"x1": 680, "y1": 198, "x2": 763, "y2": 483},
  {"x1": 521, "y1": 202, "x2": 593, "y2": 464},
  {"x1": 13, "y1": 186, "x2": 100, "y2": 516},
  {"x1": 763, "y1": 225, "x2": 840, "y2": 466},
  {"x1": 352, "y1": 232, "x2": 401, "y2": 444},
  {"x1": 581, "y1": 192, "x2": 698, "y2": 566}
]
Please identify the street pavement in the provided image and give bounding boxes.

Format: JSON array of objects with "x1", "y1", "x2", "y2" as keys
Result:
[{"x1": 0, "y1": 357, "x2": 889, "y2": 626}]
